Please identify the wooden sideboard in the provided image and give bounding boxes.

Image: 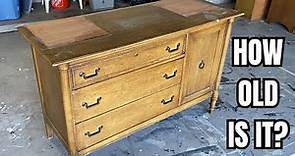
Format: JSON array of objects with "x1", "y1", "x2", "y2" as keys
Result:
[{"x1": 19, "y1": 0, "x2": 242, "y2": 155}]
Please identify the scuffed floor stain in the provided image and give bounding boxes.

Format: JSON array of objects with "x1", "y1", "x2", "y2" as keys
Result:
[
  {"x1": 221, "y1": 76, "x2": 230, "y2": 83},
  {"x1": 286, "y1": 40, "x2": 295, "y2": 45},
  {"x1": 263, "y1": 112, "x2": 284, "y2": 117},
  {"x1": 287, "y1": 106, "x2": 295, "y2": 110},
  {"x1": 287, "y1": 83, "x2": 295, "y2": 91},
  {"x1": 222, "y1": 65, "x2": 233, "y2": 75},
  {"x1": 134, "y1": 126, "x2": 176, "y2": 143}
]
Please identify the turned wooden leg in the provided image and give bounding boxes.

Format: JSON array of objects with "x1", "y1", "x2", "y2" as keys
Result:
[
  {"x1": 69, "y1": 150, "x2": 80, "y2": 156},
  {"x1": 45, "y1": 122, "x2": 54, "y2": 139},
  {"x1": 209, "y1": 90, "x2": 219, "y2": 113}
]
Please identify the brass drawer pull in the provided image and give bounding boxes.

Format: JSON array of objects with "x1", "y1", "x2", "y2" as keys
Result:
[
  {"x1": 199, "y1": 60, "x2": 205, "y2": 69},
  {"x1": 161, "y1": 95, "x2": 175, "y2": 105},
  {"x1": 163, "y1": 70, "x2": 177, "y2": 79},
  {"x1": 79, "y1": 67, "x2": 101, "y2": 79},
  {"x1": 82, "y1": 97, "x2": 102, "y2": 109},
  {"x1": 166, "y1": 43, "x2": 181, "y2": 53},
  {"x1": 85, "y1": 125, "x2": 103, "y2": 137}
]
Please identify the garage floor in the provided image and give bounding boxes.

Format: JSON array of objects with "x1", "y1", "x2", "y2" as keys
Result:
[
  {"x1": 0, "y1": 18, "x2": 295, "y2": 156},
  {"x1": 0, "y1": 0, "x2": 130, "y2": 33}
]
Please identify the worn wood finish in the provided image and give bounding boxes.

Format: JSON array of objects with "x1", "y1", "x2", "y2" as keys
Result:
[
  {"x1": 210, "y1": 18, "x2": 234, "y2": 112},
  {"x1": 26, "y1": 17, "x2": 110, "y2": 48},
  {"x1": 73, "y1": 58, "x2": 183, "y2": 123},
  {"x1": 31, "y1": 47, "x2": 69, "y2": 142},
  {"x1": 31, "y1": 46, "x2": 52, "y2": 139},
  {"x1": 76, "y1": 84, "x2": 180, "y2": 150},
  {"x1": 71, "y1": 35, "x2": 185, "y2": 89},
  {"x1": 154, "y1": 0, "x2": 218, "y2": 17},
  {"x1": 80, "y1": 91, "x2": 212, "y2": 155},
  {"x1": 181, "y1": 24, "x2": 226, "y2": 104},
  {"x1": 19, "y1": 0, "x2": 242, "y2": 155},
  {"x1": 19, "y1": 1, "x2": 241, "y2": 66}
]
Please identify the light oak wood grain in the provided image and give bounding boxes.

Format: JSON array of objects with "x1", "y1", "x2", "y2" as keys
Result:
[
  {"x1": 181, "y1": 24, "x2": 226, "y2": 103},
  {"x1": 76, "y1": 84, "x2": 180, "y2": 150},
  {"x1": 19, "y1": 2, "x2": 241, "y2": 66},
  {"x1": 25, "y1": 17, "x2": 110, "y2": 48},
  {"x1": 210, "y1": 19, "x2": 234, "y2": 112},
  {"x1": 71, "y1": 35, "x2": 185, "y2": 89},
  {"x1": 79, "y1": 91, "x2": 212, "y2": 156},
  {"x1": 72, "y1": 58, "x2": 183, "y2": 123},
  {"x1": 154, "y1": 0, "x2": 218, "y2": 17},
  {"x1": 19, "y1": 1, "x2": 242, "y2": 155}
]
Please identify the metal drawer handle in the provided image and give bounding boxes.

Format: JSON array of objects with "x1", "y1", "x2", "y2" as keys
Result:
[
  {"x1": 79, "y1": 67, "x2": 101, "y2": 79},
  {"x1": 166, "y1": 43, "x2": 181, "y2": 53},
  {"x1": 161, "y1": 95, "x2": 175, "y2": 105},
  {"x1": 199, "y1": 60, "x2": 205, "y2": 69},
  {"x1": 82, "y1": 97, "x2": 102, "y2": 109},
  {"x1": 85, "y1": 125, "x2": 103, "y2": 137},
  {"x1": 163, "y1": 70, "x2": 177, "y2": 79}
]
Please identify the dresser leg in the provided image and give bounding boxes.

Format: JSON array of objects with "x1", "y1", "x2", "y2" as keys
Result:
[
  {"x1": 69, "y1": 150, "x2": 80, "y2": 156},
  {"x1": 209, "y1": 91, "x2": 219, "y2": 113},
  {"x1": 45, "y1": 122, "x2": 54, "y2": 139}
]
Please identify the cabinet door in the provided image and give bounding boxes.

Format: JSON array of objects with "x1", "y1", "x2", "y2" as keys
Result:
[{"x1": 182, "y1": 24, "x2": 226, "y2": 103}]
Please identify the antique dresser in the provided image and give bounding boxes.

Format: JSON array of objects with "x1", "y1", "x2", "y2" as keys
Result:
[{"x1": 19, "y1": 0, "x2": 242, "y2": 155}]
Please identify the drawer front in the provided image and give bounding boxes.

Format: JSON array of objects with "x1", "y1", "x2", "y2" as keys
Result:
[
  {"x1": 72, "y1": 58, "x2": 183, "y2": 123},
  {"x1": 71, "y1": 35, "x2": 185, "y2": 89},
  {"x1": 76, "y1": 84, "x2": 180, "y2": 150}
]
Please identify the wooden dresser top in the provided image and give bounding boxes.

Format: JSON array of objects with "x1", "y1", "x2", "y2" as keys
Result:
[{"x1": 19, "y1": 0, "x2": 242, "y2": 66}]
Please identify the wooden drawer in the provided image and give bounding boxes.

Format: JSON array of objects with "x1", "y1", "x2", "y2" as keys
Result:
[
  {"x1": 72, "y1": 58, "x2": 183, "y2": 123},
  {"x1": 76, "y1": 84, "x2": 180, "y2": 150},
  {"x1": 71, "y1": 35, "x2": 185, "y2": 89}
]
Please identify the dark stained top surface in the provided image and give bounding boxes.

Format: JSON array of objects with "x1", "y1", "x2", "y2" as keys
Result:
[{"x1": 19, "y1": 0, "x2": 242, "y2": 66}]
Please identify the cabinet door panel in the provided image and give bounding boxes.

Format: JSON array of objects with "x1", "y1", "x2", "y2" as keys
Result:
[{"x1": 182, "y1": 24, "x2": 226, "y2": 102}]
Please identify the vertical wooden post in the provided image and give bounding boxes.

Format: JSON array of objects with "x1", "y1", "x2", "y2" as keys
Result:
[
  {"x1": 58, "y1": 64, "x2": 78, "y2": 156},
  {"x1": 210, "y1": 18, "x2": 234, "y2": 112},
  {"x1": 179, "y1": 34, "x2": 189, "y2": 105}
]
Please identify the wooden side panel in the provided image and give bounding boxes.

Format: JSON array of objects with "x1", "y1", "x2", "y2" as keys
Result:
[
  {"x1": 235, "y1": 0, "x2": 270, "y2": 20},
  {"x1": 209, "y1": 19, "x2": 234, "y2": 112},
  {"x1": 267, "y1": 0, "x2": 295, "y2": 33},
  {"x1": 33, "y1": 48, "x2": 69, "y2": 145},
  {"x1": 209, "y1": 24, "x2": 227, "y2": 88},
  {"x1": 251, "y1": 0, "x2": 270, "y2": 20},
  {"x1": 181, "y1": 24, "x2": 226, "y2": 103},
  {"x1": 235, "y1": 0, "x2": 255, "y2": 19}
]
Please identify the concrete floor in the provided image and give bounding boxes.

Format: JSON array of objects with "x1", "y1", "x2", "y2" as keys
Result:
[
  {"x1": 0, "y1": 18, "x2": 295, "y2": 156},
  {"x1": 0, "y1": 1, "x2": 130, "y2": 33}
]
